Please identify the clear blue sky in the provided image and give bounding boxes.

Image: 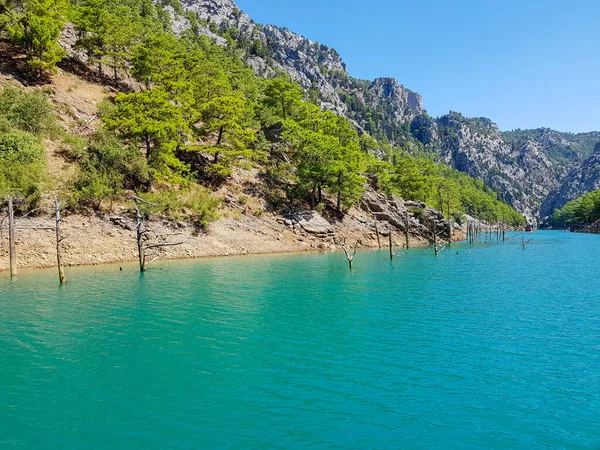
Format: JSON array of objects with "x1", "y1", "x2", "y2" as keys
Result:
[{"x1": 235, "y1": 0, "x2": 600, "y2": 133}]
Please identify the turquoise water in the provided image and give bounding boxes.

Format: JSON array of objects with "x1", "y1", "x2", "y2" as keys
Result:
[{"x1": 1, "y1": 231, "x2": 599, "y2": 449}]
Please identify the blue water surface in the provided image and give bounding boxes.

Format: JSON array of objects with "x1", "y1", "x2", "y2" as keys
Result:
[{"x1": 1, "y1": 231, "x2": 599, "y2": 449}]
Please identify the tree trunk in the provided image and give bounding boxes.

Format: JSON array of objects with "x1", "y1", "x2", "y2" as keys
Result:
[
  {"x1": 374, "y1": 220, "x2": 381, "y2": 249},
  {"x1": 389, "y1": 230, "x2": 393, "y2": 260},
  {"x1": 433, "y1": 221, "x2": 439, "y2": 256},
  {"x1": 144, "y1": 134, "x2": 152, "y2": 160},
  {"x1": 135, "y1": 202, "x2": 146, "y2": 273},
  {"x1": 217, "y1": 126, "x2": 224, "y2": 146},
  {"x1": 405, "y1": 209, "x2": 410, "y2": 249},
  {"x1": 55, "y1": 198, "x2": 67, "y2": 284},
  {"x1": 8, "y1": 197, "x2": 16, "y2": 278},
  {"x1": 336, "y1": 172, "x2": 342, "y2": 213},
  {"x1": 318, "y1": 184, "x2": 323, "y2": 204}
]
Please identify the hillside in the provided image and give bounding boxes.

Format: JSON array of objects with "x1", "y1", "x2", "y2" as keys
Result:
[
  {"x1": 175, "y1": 0, "x2": 600, "y2": 222},
  {"x1": 0, "y1": 49, "x2": 438, "y2": 271},
  {"x1": 0, "y1": 0, "x2": 530, "y2": 271},
  {"x1": 541, "y1": 144, "x2": 600, "y2": 217}
]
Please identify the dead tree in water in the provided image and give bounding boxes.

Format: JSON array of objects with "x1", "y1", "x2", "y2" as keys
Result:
[
  {"x1": 389, "y1": 230, "x2": 394, "y2": 260},
  {"x1": 8, "y1": 197, "x2": 16, "y2": 277},
  {"x1": 336, "y1": 236, "x2": 358, "y2": 270},
  {"x1": 55, "y1": 198, "x2": 67, "y2": 284},
  {"x1": 404, "y1": 210, "x2": 410, "y2": 249},
  {"x1": 131, "y1": 196, "x2": 185, "y2": 273},
  {"x1": 374, "y1": 220, "x2": 381, "y2": 249},
  {"x1": 432, "y1": 220, "x2": 446, "y2": 256},
  {"x1": 2, "y1": 199, "x2": 56, "y2": 280},
  {"x1": 520, "y1": 235, "x2": 532, "y2": 249}
]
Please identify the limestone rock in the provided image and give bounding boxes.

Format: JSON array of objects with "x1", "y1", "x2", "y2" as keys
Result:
[{"x1": 291, "y1": 211, "x2": 333, "y2": 235}]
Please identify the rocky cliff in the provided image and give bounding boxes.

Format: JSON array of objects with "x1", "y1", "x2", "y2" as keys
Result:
[
  {"x1": 176, "y1": 0, "x2": 600, "y2": 222},
  {"x1": 540, "y1": 144, "x2": 600, "y2": 218},
  {"x1": 420, "y1": 118, "x2": 600, "y2": 222}
]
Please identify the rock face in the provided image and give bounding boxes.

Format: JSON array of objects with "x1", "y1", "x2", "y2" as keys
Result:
[
  {"x1": 540, "y1": 144, "x2": 600, "y2": 218},
  {"x1": 173, "y1": 0, "x2": 600, "y2": 220},
  {"x1": 360, "y1": 191, "x2": 451, "y2": 241},
  {"x1": 366, "y1": 78, "x2": 423, "y2": 123},
  {"x1": 290, "y1": 211, "x2": 334, "y2": 235},
  {"x1": 429, "y1": 114, "x2": 571, "y2": 222},
  {"x1": 177, "y1": 0, "x2": 423, "y2": 124}
]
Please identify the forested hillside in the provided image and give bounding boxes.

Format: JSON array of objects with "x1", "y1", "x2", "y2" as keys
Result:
[
  {"x1": 166, "y1": 0, "x2": 600, "y2": 223},
  {"x1": 0, "y1": 0, "x2": 524, "y2": 229},
  {"x1": 551, "y1": 189, "x2": 600, "y2": 229}
]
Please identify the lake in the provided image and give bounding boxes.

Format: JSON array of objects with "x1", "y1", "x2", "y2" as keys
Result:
[{"x1": 1, "y1": 231, "x2": 599, "y2": 449}]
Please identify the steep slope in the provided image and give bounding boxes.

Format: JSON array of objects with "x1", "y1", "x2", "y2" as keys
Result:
[
  {"x1": 416, "y1": 119, "x2": 600, "y2": 221},
  {"x1": 179, "y1": 0, "x2": 424, "y2": 127},
  {"x1": 171, "y1": 0, "x2": 600, "y2": 220},
  {"x1": 540, "y1": 144, "x2": 600, "y2": 218}
]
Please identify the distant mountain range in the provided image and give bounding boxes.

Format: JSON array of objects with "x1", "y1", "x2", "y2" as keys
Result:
[{"x1": 175, "y1": 0, "x2": 600, "y2": 222}]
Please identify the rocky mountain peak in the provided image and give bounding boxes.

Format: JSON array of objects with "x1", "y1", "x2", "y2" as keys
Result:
[
  {"x1": 363, "y1": 77, "x2": 424, "y2": 125},
  {"x1": 182, "y1": 0, "x2": 248, "y2": 26},
  {"x1": 176, "y1": 0, "x2": 600, "y2": 222},
  {"x1": 370, "y1": 78, "x2": 422, "y2": 111}
]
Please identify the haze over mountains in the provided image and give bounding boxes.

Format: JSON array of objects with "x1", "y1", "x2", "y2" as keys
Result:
[{"x1": 174, "y1": 0, "x2": 599, "y2": 223}]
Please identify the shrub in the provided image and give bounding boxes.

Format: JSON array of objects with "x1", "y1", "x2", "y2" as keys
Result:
[
  {"x1": 0, "y1": 87, "x2": 56, "y2": 135},
  {"x1": 0, "y1": 130, "x2": 46, "y2": 206},
  {"x1": 138, "y1": 185, "x2": 221, "y2": 228}
]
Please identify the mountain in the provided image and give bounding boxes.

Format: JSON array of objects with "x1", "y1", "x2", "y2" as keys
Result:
[
  {"x1": 174, "y1": 0, "x2": 600, "y2": 222},
  {"x1": 540, "y1": 144, "x2": 600, "y2": 217}
]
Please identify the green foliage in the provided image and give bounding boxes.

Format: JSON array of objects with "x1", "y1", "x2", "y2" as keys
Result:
[
  {"x1": 260, "y1": 77, "x2": 303, "y2": 125},
  {"x1": 69, "y1": 131, "x2": 147, "y2": 210},
  {"x1": 7, "y1": 0, "x2": 66, "y2": 76},
  {"x1": 551, "y1": 189, "x2": 600, "y2": 228},
  {"x1": 0, "y1": 129, "x2": 46, "y2": 204},
  {"x1": 379, "y1": 149, "x2": 524, "y2": 226},
  {"x1": 102, "y1": 88, "x2": 188, "y2": 185},
  {"x1": 72, "y1": 0, "x2": 160, "y2": 78},
  {"x1": 0, "y1": 86, "x2": 55, "y2": 135},
  {"x1": 137, "y1": 186, "x2": 220, "y2": 228},
  {"x1": 282, "y1": 103, "x2": 369, "y2": 212}
]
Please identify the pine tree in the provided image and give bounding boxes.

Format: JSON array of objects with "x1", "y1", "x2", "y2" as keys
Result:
[
  {"x1": 102, "y1": 88, "x2": 188, "y2": 186},
  {"x1": 8, "y1": 0, "x2": 66, "y2": 76}
]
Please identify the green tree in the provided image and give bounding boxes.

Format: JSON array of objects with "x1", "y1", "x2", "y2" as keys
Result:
[
  {"x1": 261, "y1": 77, "x2": 303, "y2": 124},
  {"x1": 101, "y1": 5, "x2": 140, "y2": 82},
  {"x1": 131, "y1": 32, "x2": 183, "y2": 90},
  {"x1": 200, "y1": 94, "x2": 253, "y2": 157},
  {"x1": 8, "y1": 0, "x2": 66, "y2": 76},
  {"x1": 0, "y1": 130, "x2": 46, "y2": 205},
  {"x1": 102, "y1": 88, "x2": 188, "y2": 186},
  {"x1": 70, "y1": 130, "x2": 148, "y2": 209}
]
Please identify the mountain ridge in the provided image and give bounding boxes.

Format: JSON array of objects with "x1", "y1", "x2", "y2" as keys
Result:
[{"x1": 176, "y1": 0, "x2": 600, "y2": 222}]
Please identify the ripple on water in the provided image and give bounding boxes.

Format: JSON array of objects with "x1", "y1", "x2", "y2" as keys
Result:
[{"x1": 1, "y1": 231, "x2": 600, "y2": 448}]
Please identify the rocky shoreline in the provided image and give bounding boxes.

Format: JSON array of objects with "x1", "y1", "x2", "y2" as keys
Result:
[{"x1": 1, "y1": 191, "x2": 464, "y2": 273}]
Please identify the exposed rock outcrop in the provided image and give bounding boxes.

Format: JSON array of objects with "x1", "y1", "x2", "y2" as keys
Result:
[
  {"x1": 290, "y1": 210, "x2": 334, "y2": 236},
  {"x1": 360, "y1": 191, "x2": 452, "y2": 241},
  {"x1": 57, "y1": 0, "x2": 600, "y2": 221},
  {"x1": 540, "y1": 144, "x2": 600, "y2": 218}
]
